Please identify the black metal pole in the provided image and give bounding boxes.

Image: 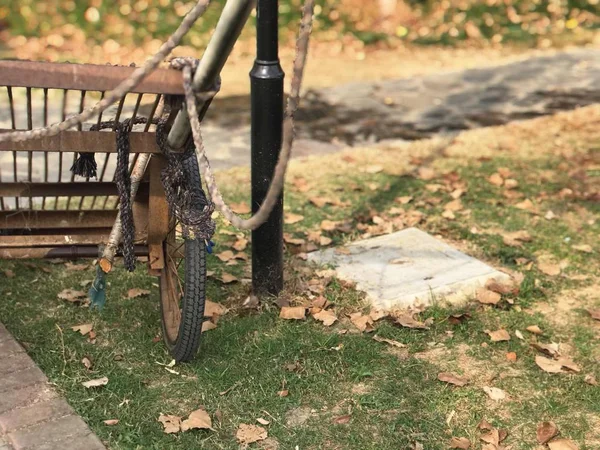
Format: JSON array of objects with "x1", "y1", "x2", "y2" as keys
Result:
[{"x1": 250, "y1": 0, "x2": 284, "y2": 296}]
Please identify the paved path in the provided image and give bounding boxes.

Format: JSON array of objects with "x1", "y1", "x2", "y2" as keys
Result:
[
  {"x1": 1, "y1": 48, "x2": 599, "y2": 179},
  {"x1": 0, "y1": 323, "x2": 105, "y2": 450}
]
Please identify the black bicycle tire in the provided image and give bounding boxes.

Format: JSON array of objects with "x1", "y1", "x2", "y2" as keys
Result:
[{"x1": 159, "y1": 154, "x2": 207, "y2": 362}]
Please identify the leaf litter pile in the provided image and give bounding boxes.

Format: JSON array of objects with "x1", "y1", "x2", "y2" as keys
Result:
[{"x1": 0, "y1": 107, "x2": 598, "y2": 448}]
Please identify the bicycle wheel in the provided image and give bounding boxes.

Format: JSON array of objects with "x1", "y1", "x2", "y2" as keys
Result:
[{"x1": 158, "y1": 154, "x2": 207, "y2": 362}]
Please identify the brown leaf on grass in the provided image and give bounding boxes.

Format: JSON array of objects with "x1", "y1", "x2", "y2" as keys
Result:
[
  {"x1": 448, "y1": 312, "x2": 471, "y2": 325},
  {"x1": 396, "y1": 195, "x2": 413, "y2": 204},
  {"x1": 181, "y1": 408, "x2": 213, "y2": 432},
  {"x1": 71, "y1": 323, "x2": 93, "y2": 336},
  {"x1": 3, "y1": 269, "x2": 15, "y2": 278},
  {"x1": 515, "y1": 198, "x2": 535, "y2": 211},
  {"x1": 502, "y1": 230, "x2": 532, "y2": 247},
  {"x1": 65, "y1": 262, "x2": 89, "y2": 271},
  {"x1": 256, "y1": 417, "x2": 270, "y2": 425},
  {"x1": 320, "y1": 220, "x2": 336, "y2": 231},
  {"x1": 393, "y1": 313, "x2": 431, "y2": 330},
  {"x1": 216, "y1": 250, "x2": 235, "y2": 262},
  {"x1": 284, "y1": 213, "x2": 304, "y2": 224},
  {"x1": 103, "y1": 419, "x2": 119, "y2": 426},
  {"x1": 476, "y1": 288, "x2": 501, "y2": 305},
  {"x1": 277, "y1": 389, "x2": 289, "y2": 397},
  {"x1": 485, "y1": 278, "x2": 519, "y2": 295},
  {"x1": 369, "y1": 309, "x2": 388, "y2": 321},
  {"x1": 201, "y1": 321, "x2": 217, "y2": 333},
  {"x1": 537, "y1": 421, "x2": 559, "y2": 444},
  {"x1": 449, "y1": 437, "x2": 471, "y2": 449},
  {"x1": 319, "y1": 236, "x2": 332, "y2": 246},
  {"x1": 81, "y1": 356, "x2": 93, "y2": 370},
  {"x1": 309, "y1": 196, "x2": 332, "y2": 208},
  {"x1": 486, "y1": 329, "x2": 510, "y2": 342},
  {"x1": 526, "y1": 325, "x2": 543, "y2": 335},
  {"x1": 236, "y1": 424, "x2": 267, "y2": 444},
  {"x1": 158, "y1": 414, "x2": 182, "y2": 434},
  {"x1": 127, "y1": 288, "x2": 150, "y2": 299},
  {"x1": 535, "y1": 355, "x2": 581, "y2": 374},
  {"x1": 349, "y1": 313, "x2": 374, "y2": 332},
  {"x1": 444, "y1": 199, "x2": 463, "y2": 212},
  {"x1": 242, "y1": 295, "x2": 260, "y2": 309},
  {"x1": 57, "y1": 289, "x2": 87, "y2": 303},
  {"x1": 504, "y1": 178, "x2": 519, "y2": 189},
  {"x1": 584, "y1": 374, "x2": 598, "y2": 386},
  {"x1": 480, "y1": 428, "x2": 500, "y2": 445},
  {"x1": 417, "y1": 167, "x2": 436, "y2": 181},
  {"x1": 506, "y1": 352, "x2": 517, "y2": 362},
  {"x1": 283, "y1": 233, "x2": 305, "y2": 245},
  {"x1": 531, "y1": 342, "x2": 560, "y2": 358},
  {"x1": 587, "y1": 309, "x2": 600, "y2": 321},
  {"x1": 219, "y1": 272, "x2": 238, "y2": 284},
  {"x1": 230, "y1": 202, "x2": 251, "y2": 214},
  {"x1": 373, "y1": 335, "x2": 406, "y2": 348},
  {"x1": 333, "y1": 414, "x2": 351, "y2": 424},
  {"x1": 312, "y1": 309, "x2": 337, "y2": 326},
  {"x1": 279, "y1": 306, "x2": 306, "y2": 320},
  {"x1": 572, "y1": 244, "x2": 593, "y2": 253},
  {"x1": 204, "y1": 300, "x2": 228, "y2": 318},
  {"x1": 538, "y1": 261, "x2": 561, "y2": 276},
  {"x1": 478, "y1": 419, "x2": 493, "y2": 431},
  {"x1": 82, "y1": 377, "x2": 108, "y2": 388},
  {"x1": 437, "y1": 372, "x2": 468, "y2": 387},
  {"x1": 488, "y1": 173, "x2": 504, "y2": 186},
  {"x1": 548, "y1": 438, "x2": 579, "y2": 450},
  {"x1": 482, "y1": 386, "x2": 507, "y2": 401},
  {"x1": 233, "y1": 238, "x2": 248, "y2": 251}
]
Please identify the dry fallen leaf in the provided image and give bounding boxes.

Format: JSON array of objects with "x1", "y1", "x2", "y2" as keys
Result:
[
  {"x1": 488, "y1": 173, "x2": 504, "y2": 186},
  {"x1": 438, "y1": 372, "x2": 468, "y2": 387},
  {"x1": 82, "y1": 377, "x2": 108, "y2": 388},
  {"x1": 535, "y1": 355, "x2": 581, "y2": 374},
  {"x1": 587, "y1": 309, "x2": 600, "y2": 321},
  {"x1": 584, "y1": 373, "x2": 598, "y2": 386},
  {"x1": 127, "y1": 288, "x2": 150, "y2": 299},
  {"x1": 65, "y1": 262, "x2": 89, "y2": 271},
  {"x1": 3, "y1": 269, "x2": 15, "y2": 278},
  {"x1": 236, "y1": 424, "x2": 267, "y2": 444},
  {"x1": 369, "y1": 309, "x2": 388, "y2": 321},
  {"x1": 482, "y1": 386, "x2": 507, "y2": 401},
  {"x1": 506, "y1": 352, "x2": 517, "y2": 362},
  {"x1": 312, "y1": 309, "x2": 337, "y2": 326},
  {"x1": 219, "y1": 272, "x2": 238, "y2": 284},
  {"x1": 201, "y1": 321, "x2": 217, "y2": 333},
  {"x1": 526, "y1": 325, "x2": 543, "y2": 335},
  {"x1": 233, "y1": 238, "x2": 248, "y2": 252},
  {"x1": 531, "y1": 342, "x2": 561, "y2": 358},
  {"x1": 57, "y1": 289, "x2": 87, "y2": 303},
  {"x1": 333, "y1": 414, "x2": 351, "y2": 424},
  {"x1": 204, "y1": 300, "x2": 228, "y2": 318},
  {"x1": 230, "y1": 202, "x2": 251, "y2": 214},
  {"x1": 373, "y1": 335, "x2": 406, "y2": 348},
  {"x1": 277, "y1": 389, "x2": 289, "y2": 397},
  {"x1": 71, "y1": 323, "x2": 93, "y2": 336},
  {"x1": 393, "y1": 313, "x2": 431, "y2": 330},
  {"x1": 349, "y1": 313, "x2": 374, "y2": 332},
  {"x1": 320, "y1": 219, "x2": 337, "y2": 231},
  {"x1": 284, "y1": 213, "x2": 304, "y2": 224},
  {"x1": 256, "y1": 418, "x2": 270, "y2": 426},
  {"x1": 158, "y1": 414, "x2": 182, "y2": 434},
  {"x1": 487, "y1": 329, "x2": 510, "y2": 342},
  {"x1": 537, "y1": 421, "x2": 559, "y2": 444},
  {"x1": 476, "y1": 288, "x2": 502, "y2": 305},
  {"x1": 279, "y1": 306, "x2": 306, "y2": 320},
  {"x1": 485, "y1": 278, "x2": 518, "y2": 295},
  {"x1": 417, "y1": 167, "x2": 436, "y2": 180},
  {"x1": 502, "y1": 230, "x2": 532, "y2": 247},
  {"x1": 81, "y1": 356, "x2": 93, "y2": 370},
  {"x1": 547, "y1": 438, "x2": 579, "y2": 450},
  {"x1": 449, "y1": 436, "x2": 471, "y2": 449},
  {"x1": 572, "y1": 244, "x2": 592, "y2": 253},
  {"x1": 216, "y1": 250, "x2": 235, "y2": 262},
  {"x1": 181, "y1": 408, "x2": 213, "y2": 432},
  {"x1": 538, "y1": 261, "x2": 561, "y2": 276},
  {"x1": 103, "y1": 419, "x2": 119, "y2": 426}
]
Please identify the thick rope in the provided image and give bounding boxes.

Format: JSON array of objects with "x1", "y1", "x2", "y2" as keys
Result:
[
  {"x1": 0, "y1": 0, "x2": 211, "y2": 144},
  {"x1": 183, "y1": 0, "x2": 314, "y2": 230}
]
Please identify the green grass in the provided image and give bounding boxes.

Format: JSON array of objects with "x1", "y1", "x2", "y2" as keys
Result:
[{"x1": 1, "y1": 110, "x2": 599, "y2": 448}]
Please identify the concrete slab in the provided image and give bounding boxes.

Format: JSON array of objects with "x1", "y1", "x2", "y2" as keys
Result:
[{"x1": 308, "y1": 228, "x2": 510, "y2": 310}]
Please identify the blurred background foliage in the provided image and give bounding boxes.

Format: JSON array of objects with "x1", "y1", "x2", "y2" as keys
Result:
[{"x1": 0, "y1": 0, "x2": 598, "y2": 62}]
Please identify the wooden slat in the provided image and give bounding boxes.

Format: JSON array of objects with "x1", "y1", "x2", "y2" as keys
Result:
[
  {"x1": 0, "y1": 181, "x2": 149, "y2": 198},
  {"x1": 0, "y1": 210, "x2": 118, "y2": 229},
  {"x1": 0, "y1": 234, "x2": 110, "y2": 248},
  {"x1": 0, "y1": 130, "x2": 160, "y2": 153},
  {"x1": 0, "y1": 60, "x2": 185, "y2": 95}
]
